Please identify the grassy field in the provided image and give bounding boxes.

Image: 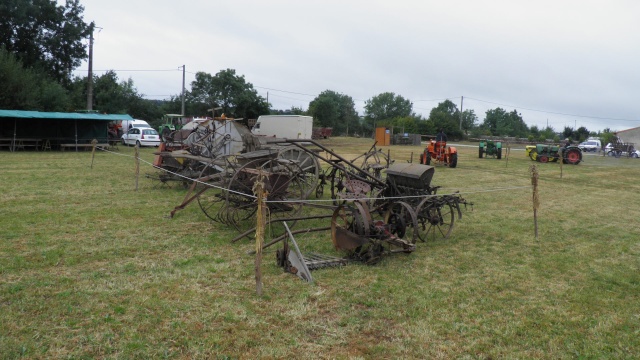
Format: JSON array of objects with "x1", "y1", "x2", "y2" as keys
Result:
[{"x1": 1, "y1": 138, "x2": 639, "y2": 359}]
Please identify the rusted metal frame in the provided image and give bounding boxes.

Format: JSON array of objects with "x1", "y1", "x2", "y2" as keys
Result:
[
  {"x1": 169, "y1": 171, "x2": 227, "y2": 218},
  {"x1": 247, "y1": 226, "x2": 333, "y2": 255},
  {"x1": 282, "y1": 222, "x2": 314, "y2": 283},
  {"x1": 232, "y1": 213, "x2": 335, "y2": 243},
  {"x1": 282, "y1": 139, "x2": 387, "y2": 188}
]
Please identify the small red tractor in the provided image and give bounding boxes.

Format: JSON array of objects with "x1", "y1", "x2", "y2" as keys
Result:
[{"x1": 419, "y1": 140, "x2": 458, "y2": 168}]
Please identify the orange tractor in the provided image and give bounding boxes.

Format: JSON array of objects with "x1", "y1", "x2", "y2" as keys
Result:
[{"x1": 420, "y1": 140, "x2": 458, "y2": 168}]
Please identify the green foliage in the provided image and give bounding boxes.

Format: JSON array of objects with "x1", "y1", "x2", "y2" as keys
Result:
[
  {"x1": 0, "y1": 48, "x2": 40, "y2": 109},
  {"x1": 427, "y1": 100, "x2": 463, "y2": 139},
  {"x1": 0, "y1": 48, "x2": 70, "y2": 111},
  {"x1": 0, "y1": 0, "x2": 91, "y2": 85},
  {"x1": 189, "y1": 69, "x2": 268, "y2": 119},
  {"x1": 308, "y1": 90, "x2": 360, "y2": 135},
  {"x1": 482, "y1": 108, "x2": 529, "y2": 138},
  {"x1": 271, "y1": 107, "x2": 307, "y2": 115},
  {"x1": 460, "y1": 109, "x2": 478, "y2": 136},
  {"x1": 364, "y1": 92, "x2": 413, "y2": 131},
  {"x1": 601, "y1": 129, "x2": 617, "y2": 146}
]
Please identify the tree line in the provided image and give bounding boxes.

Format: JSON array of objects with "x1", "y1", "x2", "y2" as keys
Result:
[{"x1": 1, "y1": 0, "x2": 614, "y2": 143}]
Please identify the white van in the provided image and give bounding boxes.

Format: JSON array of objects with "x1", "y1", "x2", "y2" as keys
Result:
[
  {"x1": 251, "y1": 115, "x2": 313, "y2": 139},
  {"x1": 121, "y1": 119, "x2": 151, "y2": 131},
  {"x1": 578, "y1": 139, "x2": 601, "y2": 152}
]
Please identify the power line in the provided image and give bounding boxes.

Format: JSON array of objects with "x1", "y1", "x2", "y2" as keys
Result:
[
  {"x1": 466, "y1": 96, "x2": 640, "y2": 122},
  {"x1": 73, "y1": 69, "x2": 179, "y2": 72},
  {"x1": 70, "y1": 68, "x2": 638, "y2": 122}
]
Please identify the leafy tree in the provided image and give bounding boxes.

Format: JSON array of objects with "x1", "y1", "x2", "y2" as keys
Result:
[
  {"x1": 460, "y1": 109, "x2": 478, "y2": 136},
  {"x1": 482, "y1": 108, "x2": 528, "y2": 137},
  {"x1": 67, "y1": 71, "x2": 163, "y2": 121},
  {"x1": 364, "y1": 92, "x2": 413, "y2": 131},
  {"x1": 271, "y1": 107, "x2": 307, "y2": 115},
  {"x1": 0, "y1": 48, "x2": 40, "y2": 109},
  {"x1": 396, "y1": 116, "x2": 417, "y2": 134},
  {"x1": 0, "y1": 0, "x2": 91, "y2": 85},
  {"x1": 0, "y1": 47, "x2": 70, "y2": 111},
  {"x1": 189, "y1": 69, "x2": 268, "y2": 119},
  {"x1": 540, "y1": 126, "x2": 556, "y2": 141},
  {"x1": 576, "y1": 126, "x2": 590, "y2": 142},
  {"x1": 38, "y1": 79, "x2": 70, "y2": 111},
  {"x1": 308, "y1": 95, "x2": 338, "y2": 128},
  {"x1": 308, "y1": 90, "x2": 359, "y2": 135},
  {"x1": 427, "y1": 100, "x2": 462, "y2": 138}
]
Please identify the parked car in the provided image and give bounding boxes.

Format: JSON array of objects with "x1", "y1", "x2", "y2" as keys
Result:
[
  {"x1": 605, "y1": 143, "x2": 639, "y2": 158},
  {"x1": 121, "y1": 127, "x2": 161, "y2": 147},
  {"x1": 578, "y1": 140, "x2": 601, "y2": 152}
]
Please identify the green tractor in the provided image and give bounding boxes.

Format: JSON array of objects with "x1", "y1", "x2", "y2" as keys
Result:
[
  {"x1": 528, "y1": 144, "x2": 582, "y2": 165},
  {"x1": 479, "y1": 140, "x2": 502, "y2": 159},
  {"x1": 158, "y1": 114, "x2": 185, "y2": 142}
]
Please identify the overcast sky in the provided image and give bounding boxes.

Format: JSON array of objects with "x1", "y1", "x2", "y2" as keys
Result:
[{"x1": 72, "y1": 0, "x2": 640, "y2": 133}]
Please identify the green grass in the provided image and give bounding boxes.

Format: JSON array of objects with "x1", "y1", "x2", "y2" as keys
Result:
[{"x1": 1, "y1": 140, "x2": 639, "y2": 359}]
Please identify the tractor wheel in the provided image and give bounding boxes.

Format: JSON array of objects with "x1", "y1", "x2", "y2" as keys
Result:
[
  {"x1": 529, "y1": 150, "x2": 538, "y2": 161},
  {"x1": 426, "y1": 154, "x2": 431, "y2": 165},
  {"x1": 497, "y1": 148, "x2": 502, "y2": 159},
  {"x1": 564, "y1": 148, "x2": 582, "y2": 165},
  {"x1": 448, "y1": 153, "x2": 458, "y2": 168},
  {"x1": 538, "y1": 155, "x2": 549, "y2": 163},
  {"x1": 161, "y1": 127, "x2": 171, "y2": 142},
  {"x1": 479, "y1": 147, "x2": 484, "y2": 158}
]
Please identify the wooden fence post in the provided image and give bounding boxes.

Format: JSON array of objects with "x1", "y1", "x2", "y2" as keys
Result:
[
  {"x1": 90, "y1": 139, "x2": 98, "y2": 169},
  {"x1": 134, "y1": 143, "x2": 140, "y2": 191},
  {"x1": 559, "y1": 149, "x2": 563, "y2": 178},
  {"x1": 505, "y1": 142, "x2": 510, "y2": 168},
  {"x1": 253, "y1": 172, "x2": 267, "y2": 296},
  {"x1": 530, "y1": 165, "x2": 540, "y2": 240}
]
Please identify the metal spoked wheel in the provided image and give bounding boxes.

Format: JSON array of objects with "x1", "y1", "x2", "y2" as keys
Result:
[
  {"x1": 329, "y1": 167, "x2": 350, "y2": 206},
  {"x1": 361, "y1": 150, "x2": 390, "y2": 180},
  {"x1": 277, "y1": 146, "x2": 320, "y2": 199},
  {"x1": 224, "y1": 158, "x2": 304, "y2": 231},
  {"x1": 196, "y1": 155, "x2": 240, "y2": 222},
  {"x1": 384, "y1": 201, "x2": 418, "y2": 244},
  {"x1": 415, "y1": 197, "x2": 455, "y2": 242},
  {"x1": 331, "y1": 203, "x2": 370, "y2": 246}
]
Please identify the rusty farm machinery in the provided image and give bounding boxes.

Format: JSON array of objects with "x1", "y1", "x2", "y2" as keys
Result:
[{"x1": 151, "y1": 119, "x2": 472, "y2": 280}]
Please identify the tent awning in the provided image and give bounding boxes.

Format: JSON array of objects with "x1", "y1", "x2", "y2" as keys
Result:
[{"x1": 0, "y1": 110, "x2": 133, "y2": 121}]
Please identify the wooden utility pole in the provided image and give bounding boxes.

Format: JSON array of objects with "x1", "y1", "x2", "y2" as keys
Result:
[
  {"x1": 87, "y1": 23, "x2": 95, "y2": 111},
  {"x1": 180, "y1": 65, "x2": 186, "y2": 115},
  {"x1": 459, "y1": 96, "x2": 464, "y2": 131}
]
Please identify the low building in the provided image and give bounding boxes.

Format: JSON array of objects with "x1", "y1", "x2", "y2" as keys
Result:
[
  {"x1": 0, "y1": 109, "x2": 133, "y2": 151},
  {"x1": 615, "y1": 126, "x2": 640, "y2": 147}
]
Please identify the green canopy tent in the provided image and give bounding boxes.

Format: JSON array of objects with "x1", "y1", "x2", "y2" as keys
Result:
[{"x1": 0, "y1": 110, "x2": 133, "y2": 151}]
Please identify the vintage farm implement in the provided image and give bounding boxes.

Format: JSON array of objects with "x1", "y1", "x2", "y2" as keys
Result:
[{"x1": 152, "y1": 119, "x2": 471, "y2": 277}]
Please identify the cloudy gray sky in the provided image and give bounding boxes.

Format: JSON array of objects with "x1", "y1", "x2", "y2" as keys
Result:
[{"x1": 73, "y1": 0, "x2": 640, "y2": 133}]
